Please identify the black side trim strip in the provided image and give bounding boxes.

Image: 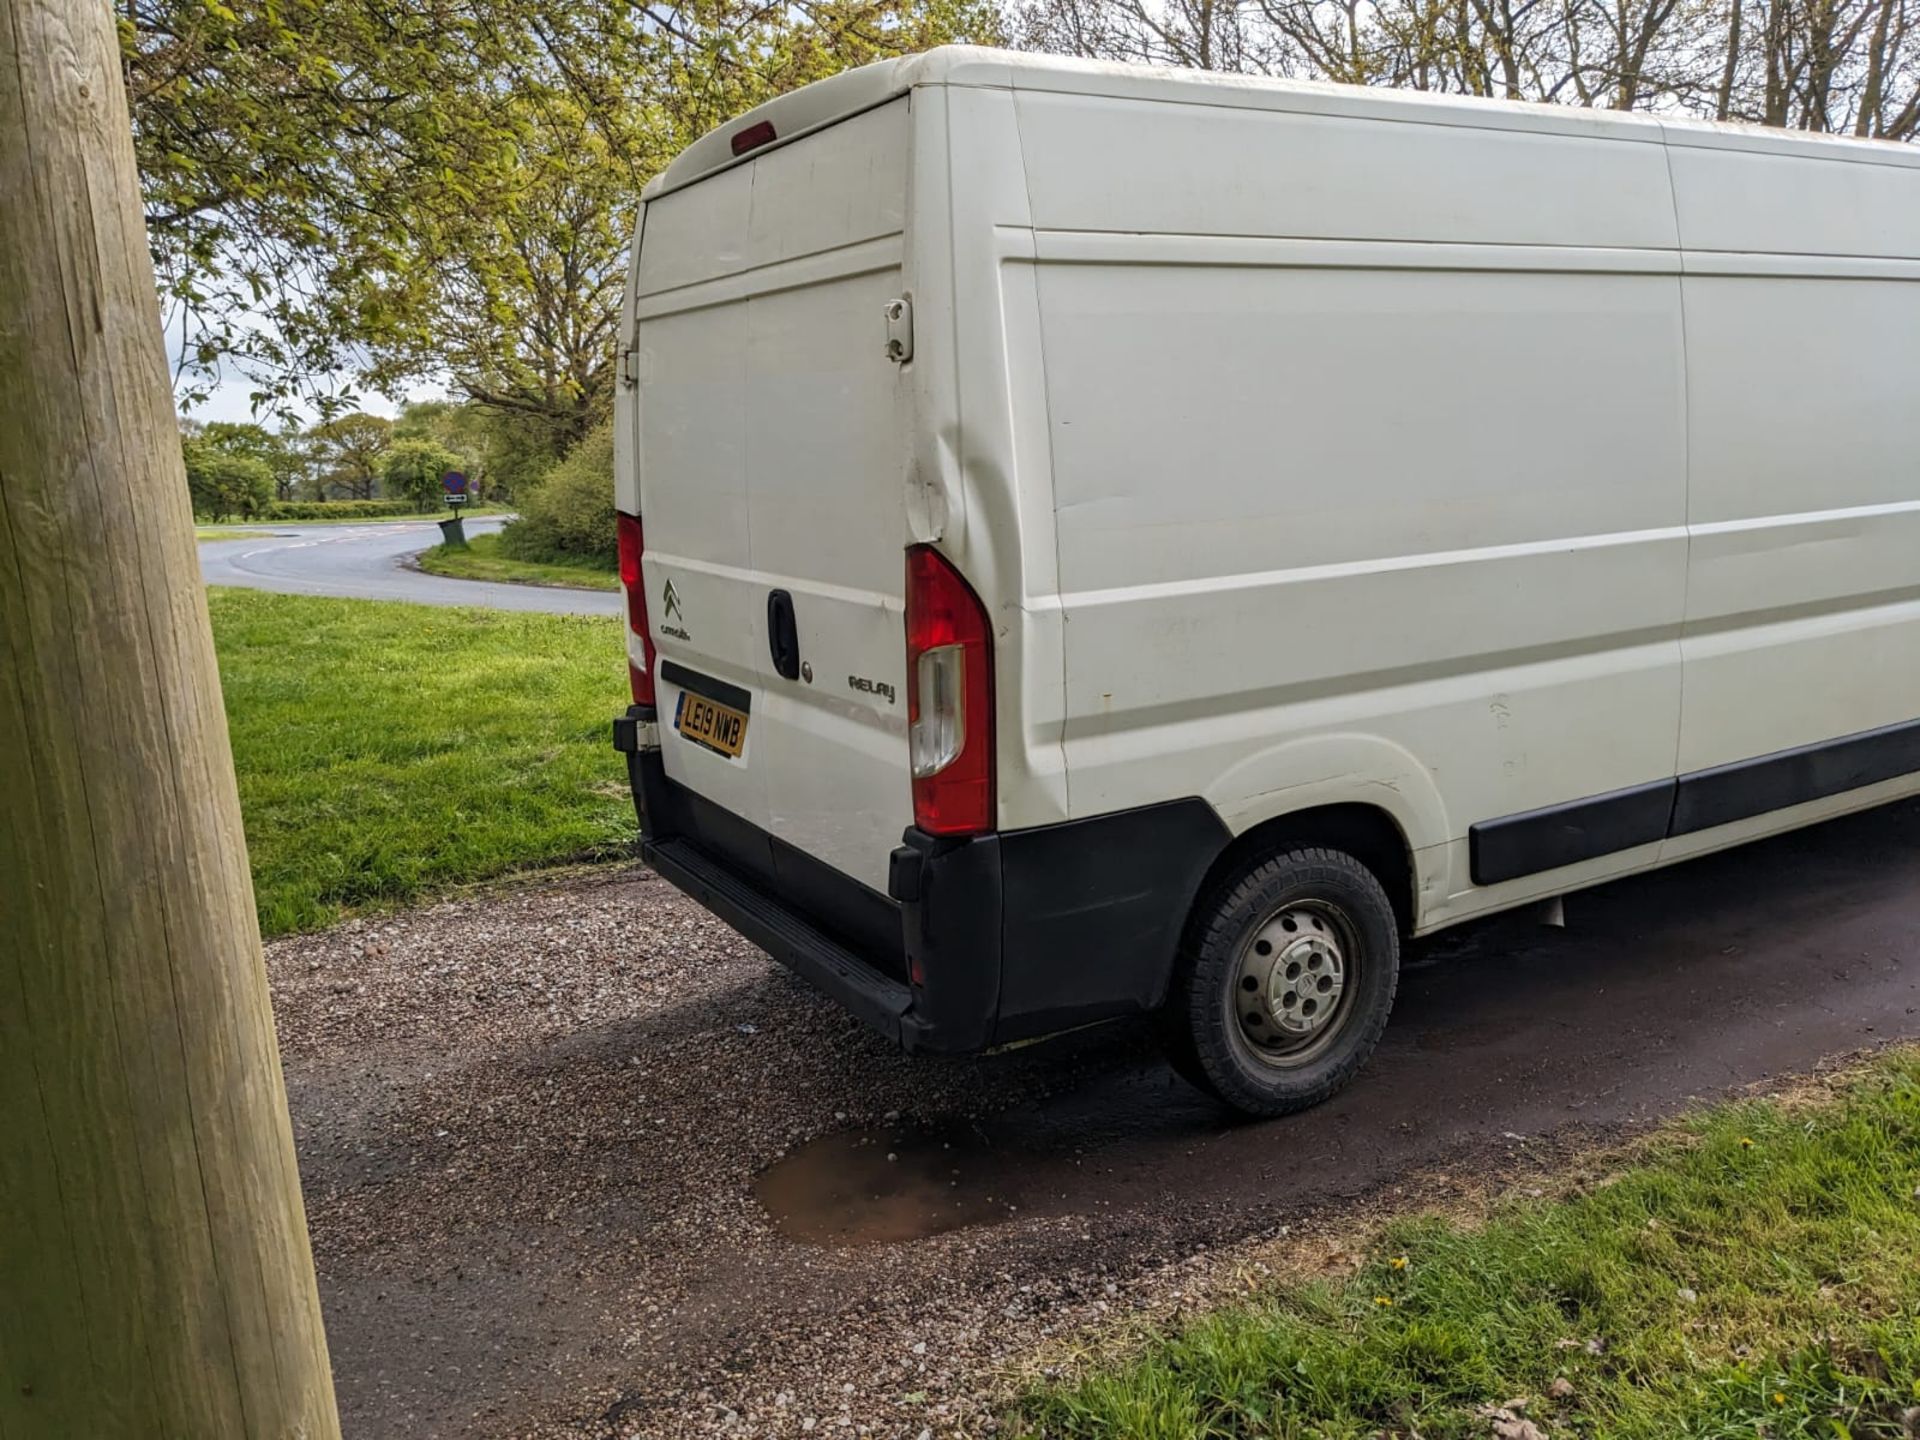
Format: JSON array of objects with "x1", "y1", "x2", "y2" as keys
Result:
[
  {"x1": 659, "y1": 660, "x2": 752, "y2": 713},
  {"x1": 1670, "y1": 715, "x2": 1920, "y2": 837},
  {"x1": 1469, "y1": 778, "x2": 1675, "y2": 886},
  {"x1": 1470, "y1": 714, "x2": 1920, "y2": 885}
]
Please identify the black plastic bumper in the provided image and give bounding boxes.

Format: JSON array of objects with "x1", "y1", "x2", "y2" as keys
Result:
[
  {"x1": 615, "y1": 707, "x2": 1230, "y2": 1053},
  {"x1": 644, "y1": 833, "x2": 918, "y2": 1040}
]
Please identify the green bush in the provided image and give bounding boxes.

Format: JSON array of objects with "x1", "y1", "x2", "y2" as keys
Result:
[
  {"x1": 379, "y1": 437, "x2": 463, "y2": 510},
  {"x1": 184, "y1": 440, "x2": 274, "y2": 521},
  {"x1": 260, "y1": 499, "x2": 422, "y2": 520},
  {"x1": 498, "y1": 422, "x2": 615, "y2": 566}
]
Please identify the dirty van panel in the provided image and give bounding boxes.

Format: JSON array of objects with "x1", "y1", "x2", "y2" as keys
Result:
[
  {"x1": 744, "y1": 263, "x2": 913, "y2": 893},
  {"x1": 633, "y1": 96, "x2": 914, "y2": 892},
  {"x1": 632, "y1": 295, "x2": 769, "y2": 835},
  {"x1": 1035, "y1": 254, "x2": 1689, "y2": 863}
]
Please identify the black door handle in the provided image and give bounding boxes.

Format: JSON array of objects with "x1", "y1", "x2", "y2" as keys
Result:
[{"x1": 767, "y1": 590, "x2": 800, "y2": 681}]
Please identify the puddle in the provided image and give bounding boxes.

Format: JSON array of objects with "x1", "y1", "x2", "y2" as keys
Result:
[
  {"x1": 754, "y1": 1052, "x2": 1233, "y2": 1247},
  {"x1": 754, "y1": 1126, "x2": 1028, "y2": 1246}
]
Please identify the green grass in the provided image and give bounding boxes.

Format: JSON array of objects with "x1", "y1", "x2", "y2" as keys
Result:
[
  {"x1": 1017, "y1": 1054, "x2": 1920, "y2": 1439},
  {"x1": 415, "y1": 530, "x2": 619, "y2": 591},
  {"x1": 209, "y1": 587, "x2": 632, "y2": 936},
  {"x1": 196, "y1": 527, "x2": 274, "y2": 541}
]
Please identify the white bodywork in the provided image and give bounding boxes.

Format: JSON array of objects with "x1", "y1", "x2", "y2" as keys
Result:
[{"x1": 618, "y1": 47, "x2": 1920, "y2": 929}]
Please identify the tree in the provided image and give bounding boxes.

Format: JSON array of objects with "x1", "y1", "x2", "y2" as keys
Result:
[
  {"x1": 125, "y1": 0, "x2": 537, "y2": 416},
  {"x1": 379, "y1": 437, "x2": 461, "y2": 510},
  {"x1": 467, "y1": 404, "x2": 580, "y2": 500},
  {"x1": 183, "y1": 439, "x2": 274, "y2": 520},
  {"x1": 372, "y1": 98, "x2": 636, "y2": 464},
  {"x1": 1015, "y1": 0, "x2": 1920, "y2": 130},
  {"x1": 306, "y1": 412, "x2": 391, "y2": 501},
  {"x1": 124, "y1": 0, "x2": 1004, "y2": 433},
  {"x1": 390, "y1": 398, "x2": 459, "y2": 445},
  {"x1": 393, "y1": 398, "x2": 511, "y2": 499},
  {"x1": 2, "y1": 0, "x2": 340, "y2": 1430},
  {"x1": 197, "y1": 419, "x2": 308, "y2": 501}
]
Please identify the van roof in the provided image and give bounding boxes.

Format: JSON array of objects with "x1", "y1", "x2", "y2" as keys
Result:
[{"x1": 647, "y1": 44, "x2": 1920, "y2": 198}]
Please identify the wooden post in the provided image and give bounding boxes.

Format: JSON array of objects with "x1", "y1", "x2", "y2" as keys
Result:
[{"x1": 0, "y1": 3, "x2": 343, "y2": 1434}]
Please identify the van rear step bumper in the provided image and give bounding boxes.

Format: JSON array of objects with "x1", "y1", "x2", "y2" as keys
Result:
[
  {"x1": 617, "y1": 709, "x2": 1232, "y2": 1053},
  {"x1": 643, "y1": 835, "x2": 916, "y2": 1042}
]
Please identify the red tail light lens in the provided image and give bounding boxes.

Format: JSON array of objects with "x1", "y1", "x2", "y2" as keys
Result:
[
  {"x1": 905, "y1": 545, "x2": 993, "y2": 836},
  {"x1": 616, "y1": 512, "x2": 656, "y2": 706}
]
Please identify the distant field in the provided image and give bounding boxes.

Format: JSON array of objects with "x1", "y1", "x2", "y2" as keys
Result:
[
  {"x1": 210, "y1": 588, "x2": 631, "y2": 936},
  {"x1": 416, "y1": 531, "x2": 619, "y2": 591}
]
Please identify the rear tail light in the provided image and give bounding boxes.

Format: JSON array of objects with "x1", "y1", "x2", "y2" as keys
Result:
[
  {"x1": 905, "y1": 545, "x2": 993, "y2": 835},
  {"x1": 730, "y1": 119, "x2": 777, "y2": 156},
  {"x1": 616, "y1": 511, "x2": 656, "y2": 706}
]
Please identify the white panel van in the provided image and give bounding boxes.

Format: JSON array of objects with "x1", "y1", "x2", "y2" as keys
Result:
[{"x1": 610, "y1": 48, "x2": 1920, "y2": 1115}]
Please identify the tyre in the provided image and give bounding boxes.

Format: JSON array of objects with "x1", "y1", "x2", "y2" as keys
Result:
[{"x1": 1166, "y1": 846, "x2": 1400, "y2": 1117}]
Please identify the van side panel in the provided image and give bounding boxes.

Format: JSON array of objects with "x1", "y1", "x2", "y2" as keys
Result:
[
  {"x1": 1014, "y1": 90, "x2": 1690, "y2": 926},
  {"x1": 1665, "y1": 134, "x2": 1920, "y2": 260},
  {"x1": 1668, "y1": 139, "x2": 1920, "y2": 801},
  {"x1": 1677, "y1": 273, "x2": 1920, "y2": 766},
  {"x1": 1013, "y1": 90, "x2": 1675, "y2": 248}
]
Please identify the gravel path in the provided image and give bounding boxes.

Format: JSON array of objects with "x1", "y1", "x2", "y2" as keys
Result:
[
  {"x1": 277, "y1": 869, "x2": 1204, "y2": 1440},
  {"x1": 271, "y1": 798, "x2": 1920, "y2": 1438}
]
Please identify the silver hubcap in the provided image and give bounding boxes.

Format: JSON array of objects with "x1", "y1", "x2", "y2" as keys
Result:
[{"x1": 1234, "y1": 904, "x2": 1350, "y2": 1063}]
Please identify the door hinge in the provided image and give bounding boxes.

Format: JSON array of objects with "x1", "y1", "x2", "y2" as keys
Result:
[
  {"x1": 619, "y1": 345, "x2": 644, "y2": 389},
  {"x1": 883, "y1": 297, "x2": 913, "y2": 363}
]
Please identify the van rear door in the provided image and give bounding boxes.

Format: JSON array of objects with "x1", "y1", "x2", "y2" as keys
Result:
[{"x1": 630, "y1": 96, "x2": 915, "y2": 894}]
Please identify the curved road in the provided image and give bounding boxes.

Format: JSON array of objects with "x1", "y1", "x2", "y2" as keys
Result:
[{"x1": 198, "y1": 516, "x2": 622, "y2": 616}]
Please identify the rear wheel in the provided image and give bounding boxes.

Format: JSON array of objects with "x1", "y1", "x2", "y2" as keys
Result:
[{"x1": 1167, "y1": 846, "x2": 1399, "y2": 1117}]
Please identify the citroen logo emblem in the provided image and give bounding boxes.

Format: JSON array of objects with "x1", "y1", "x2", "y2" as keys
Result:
[{"x1": 662, "y1": 578, "x2": 684, "y2": 623}]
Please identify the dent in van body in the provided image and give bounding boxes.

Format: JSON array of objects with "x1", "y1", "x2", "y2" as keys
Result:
[{"x1": 916, "y1": 82, "x2": 1077, "y2": 831}]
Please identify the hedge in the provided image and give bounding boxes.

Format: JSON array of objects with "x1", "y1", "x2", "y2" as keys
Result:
[{"x1": 259, "y1": 499, "x2": 429, "y2": 520}]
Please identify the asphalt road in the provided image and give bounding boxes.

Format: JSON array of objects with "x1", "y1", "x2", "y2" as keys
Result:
[
  {"x1": 198, "y1": 517, "x2": 623, "y2": 616},
  {"x1": 269, "y1": 796, "x2": 1920, "y2": 1439}
]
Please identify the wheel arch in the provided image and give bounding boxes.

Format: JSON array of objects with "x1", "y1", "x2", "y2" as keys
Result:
[
  {"x1": 1196, "y1": 802, "x2": 1420, "y2": 938},
  {"x1": 1202, "y1": 733, "x2": 1451, "y2": 934}
]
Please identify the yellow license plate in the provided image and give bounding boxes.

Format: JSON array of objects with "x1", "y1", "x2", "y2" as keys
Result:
[{"x1": 675, "y1": 691, "x2": 749, "y2": 758}]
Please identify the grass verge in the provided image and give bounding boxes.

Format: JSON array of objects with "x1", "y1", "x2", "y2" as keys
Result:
[
  {"x1": 416, "y1": 531, "x2": 619, "y2": 591},
  {"x1": 210, "y1": 587, "x2": 632, "y2": 936},
  {"x1": 1016, "y1": 1053, "x2": 1920, "y2": 1439},
  {"x1": 196, "y1": 527, "x2": 274, "y2": 541}
]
